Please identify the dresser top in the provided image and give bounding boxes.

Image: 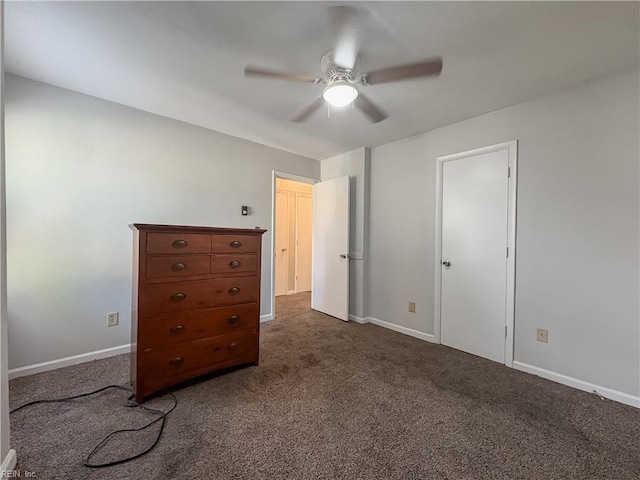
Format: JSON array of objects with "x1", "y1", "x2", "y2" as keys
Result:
[{"x1": 130, "y1": 224, "x2": 267, "y2": 235}]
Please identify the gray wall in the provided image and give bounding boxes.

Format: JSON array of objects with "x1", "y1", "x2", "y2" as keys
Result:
[
  {"x1": 321, "y1": 147, "x2": 370, "y2": 320},
  {"x1": 368, "y1": 72, "x2": 639, "y2": 398},
  {"x1": 1, "y1": 4, "x2": 13, "y2": 465},
  {"x1": 5, "y1": 74, "x2": 319, "y2": 369}
]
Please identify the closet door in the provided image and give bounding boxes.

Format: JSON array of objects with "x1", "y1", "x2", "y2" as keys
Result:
[
  {"x1": 275, "y1": 191, "x2": 289, "y2": 297},
  {"x1": 295, "y1": 194, "x2": 313, "y2": 292}
]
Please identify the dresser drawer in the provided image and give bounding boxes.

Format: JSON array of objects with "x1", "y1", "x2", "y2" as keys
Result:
[
  {"x1": 144, "y1": 276, "x2": 258, "y2": 315},
  {"x1": 146, "y1": 255, "x2": 210, "y2": 278},
  {"x1": 141, "y1": 330, "x2": 256, "y2": 382},
  {"x1": 147, "y1": 233, "x2": 210, "y2": 254},
  {"x1": 141, "y1": 303, "x2": 258, "y2": 348},
  {"x1": 211, "y1": 254, "x2": 257, "y2": 275},
  {"x1": 211, "y1": 234, "x2": 260, "y2": 253}
]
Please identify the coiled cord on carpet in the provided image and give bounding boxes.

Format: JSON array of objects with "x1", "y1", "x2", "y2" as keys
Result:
[{"x1": 9, "y1": 384, "x2": 177, "y2": 468}]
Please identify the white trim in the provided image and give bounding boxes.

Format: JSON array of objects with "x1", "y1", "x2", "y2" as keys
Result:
[
  {"x1": 294, "y1": 192, "x2": 299, "y2": 294},
  {"x1": 8, "y1": 344, "x2": 131, "y2": 380},
  {"x1": 348, "y1": 314, "x2": 367, "y2": 324},
  {"x1": 366, "y1": 317, "x2": 437, "y2": 343},
  {"x1": 270, "y1": 171, "x2": 319, "y2": 323},
  {"x1": 434, "y1": 140, "x2": 518, "y2": 367},
  {"x1": 513, "y1": 361, "x2": 640, "y2": 408},
  {"x1": 1, "y1": 449, "x2": 16, "y2": 473},
  {"x1": 260, "y1": 313, "x2": 273, "y2": 323},
  {"x1": 504, "y1": 141, "x2": 518, "y2": 367},
  {"x1": 433, "y1": 156, "x2": 443, "y2": 344}
]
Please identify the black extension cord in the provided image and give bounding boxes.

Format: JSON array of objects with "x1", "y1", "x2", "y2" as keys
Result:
[{"x1": 10, "y1": 385, "x2": 177, "y2": 468}]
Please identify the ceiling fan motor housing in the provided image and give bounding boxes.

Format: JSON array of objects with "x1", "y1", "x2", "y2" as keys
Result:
[
  {"x1": 321, "y1": 50, "x2": 359, "y2": 85},
  {"x1": 325, "y1": 68, "x2": 357, "y2": 86}
]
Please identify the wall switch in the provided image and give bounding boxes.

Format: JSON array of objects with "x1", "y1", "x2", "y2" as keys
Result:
[
  {"x1": 536, "y1": 328, "x2": 548, "y2": 343},
  {"x1": 408, "y1": 302, "x2": 416, "y2": 313},
  {"x1": 107, "y1": 312, "x2": 119, "y2": 327}
]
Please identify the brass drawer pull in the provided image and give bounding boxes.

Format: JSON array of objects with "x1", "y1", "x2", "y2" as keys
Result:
[
  {"x1": 169, "y1": 325, "x2": 185, "y2": 333},
  {"x1": 228, "y1": 287, "x2": 240, "y2": 296},
  {"x1": 171, "y1": 262, "x2": 187, "y2": 271},
  {"x1": 172, "y1": 239, "x2": 188, "y2": 249},
  {"x1": 228, "y1": 342, "x2": 239, "y2": 350},
  {"x1": 168, "y1": 356, "x2": 185, "y2": 366},
  {"x1": 227, "y1": 315, "x2": 240, "y2": 325},
  {"x1": 230, "y1": 240, "x2": 242, "y2": 249},
  {"x1": 170, "y1": 293, "x2": 187, "y2": 302},
  {"x1": 229, "y1": 260, "x2": 241, "y2": 269}
]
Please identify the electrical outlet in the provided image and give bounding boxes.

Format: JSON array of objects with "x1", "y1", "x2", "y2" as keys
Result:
[
  {"x1": 107, "y1": 312, "x2": 119, "y2": 327},
  {"x1": 408, "y1": 302, "x2": 416, "y2": 313},
  {"x1": 536, "y1": 328, "x2": 548, "y2": 343}
]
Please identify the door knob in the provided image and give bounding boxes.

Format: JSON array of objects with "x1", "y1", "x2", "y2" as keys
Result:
[
  {"x1": 340, "y1": 254, "x2": 347, "y2": 259},
  {"x1": 442, "y1": 261, "x2": 451, "y2": 267},
  {"x1": 281, "y1": 248, "x2": 287, "y2": 252}
]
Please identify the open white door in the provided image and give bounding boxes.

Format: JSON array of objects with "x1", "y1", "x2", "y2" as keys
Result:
[{"x1": 312, "y1": 176, "x2": 350, "y2": 321}]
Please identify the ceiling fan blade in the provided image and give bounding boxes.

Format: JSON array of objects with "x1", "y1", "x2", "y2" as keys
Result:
[
  {"x1": 328, "y1": 5, "x2": 365, "y2": 69},
  {"x1": 244, "y1": 66, "x2": 321, "y2": 84},
  {"x1": 290, "y1": 97, "x2": 325, "y2": 122},
  {"x1": 363, "y1": 57, "x2": 443, "y2": 85},
  {"x1": 355, "y1": 94, "x2": 387, "y2": 123}
]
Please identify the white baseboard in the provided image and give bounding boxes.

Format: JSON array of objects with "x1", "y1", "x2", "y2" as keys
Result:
[
  {"x1": 260, "y1": 313, "x2": 273, "y2": 323},
  {"x1": 348, "y1": 314, "x2": 367, "y2": 324},
  {"x1": 365, "y1": 316, "x2": 437, "y2": 343},
  {"x1": 513, "y1": 361, "x2": 640, "y2": 409},
  {"x1": 1, "y1": 449, "x2": 17, "y2": 473},
  {"x1": 8, "y1": 344, "x2": 131, "y2": 380}
]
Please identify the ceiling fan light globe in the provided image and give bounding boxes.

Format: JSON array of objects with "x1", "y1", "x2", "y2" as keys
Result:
[{"x1": 323, "y1": 83, "x2": 358, "y2": 108}]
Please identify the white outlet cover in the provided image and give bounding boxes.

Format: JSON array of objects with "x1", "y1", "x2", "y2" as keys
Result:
[
  {"x1": 107, "y1": 312, "x2": 119, "y2": 326},
  {"x1": 536, "y1": 328, "x2": 548, "y2": 343}
]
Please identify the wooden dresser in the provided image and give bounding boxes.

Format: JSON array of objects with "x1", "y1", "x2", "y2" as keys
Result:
[{"x1": 130, "y1": 224, "x2": 266, "y2": 402}]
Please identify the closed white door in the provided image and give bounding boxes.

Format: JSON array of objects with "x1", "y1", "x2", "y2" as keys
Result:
[
  {"x1": 275, "y1": 191, "x2": 289, "y2": 297},
  {"x1": 441, "y1": 149, "x2": 509, "y2": 363},
  {"x1": 312, "y1": 176, "x2": 350, "y2": 321},
  {"x1": 296, "y1": 194, "x2": 313, "y2": 292}
]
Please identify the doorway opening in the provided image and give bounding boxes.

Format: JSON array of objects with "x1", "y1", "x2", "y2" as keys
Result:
[{"x1": 271, "y1": 173, "x2": 316, "y2": 320}]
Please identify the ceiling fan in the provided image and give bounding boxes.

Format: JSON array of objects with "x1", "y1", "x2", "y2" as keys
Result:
[{"x1": 244, "y1": 6, "x2": 443, "y2": 124}]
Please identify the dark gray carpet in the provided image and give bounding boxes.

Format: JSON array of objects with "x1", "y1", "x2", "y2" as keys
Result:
[{"x1": 9, "y1": 292, "x2": 640, "y2": 480}]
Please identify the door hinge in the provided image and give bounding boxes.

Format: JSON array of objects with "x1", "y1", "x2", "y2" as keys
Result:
[
  {"x1": 505, "y1": 326, "x2": 508, "y2": 338},
  {"x1": 507, "y1": 247, "x2": 509, "y2": 257},
  {"x1": 508, "y1": 167, "x2": 511, "y2": 177}
]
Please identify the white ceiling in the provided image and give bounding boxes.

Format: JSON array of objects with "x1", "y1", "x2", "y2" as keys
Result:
[{"x1": 5, "y1": 1, "x2": 639, "y2": 160}]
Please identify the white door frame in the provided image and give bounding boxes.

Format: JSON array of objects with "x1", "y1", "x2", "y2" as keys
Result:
[
  {"x1": 270, "y1": 171, "x2": 318, "y2": 320},
  {"x1": 433, "y1": 140, "x2": 518, "y2": 367},
  {"x1": 274, "y1": 190, "x2": 290, "y2": 297}
]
